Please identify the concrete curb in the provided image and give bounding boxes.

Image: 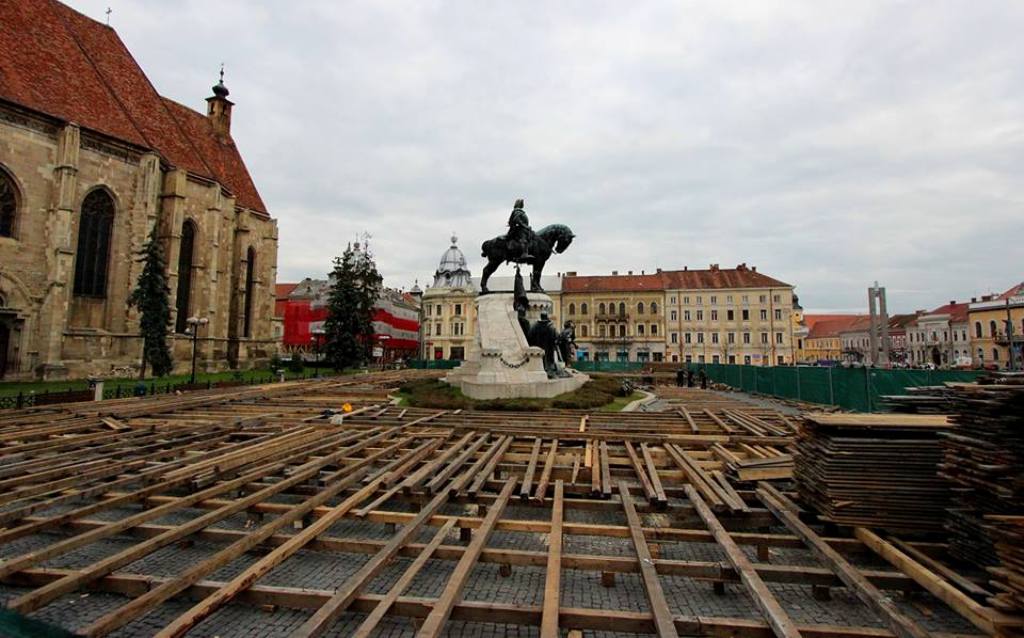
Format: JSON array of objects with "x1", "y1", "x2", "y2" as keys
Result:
[{"x1": 622, "y1": 389, "x2": 657, "y2": 412}]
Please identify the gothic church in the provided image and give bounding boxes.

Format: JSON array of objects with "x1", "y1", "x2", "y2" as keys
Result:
[{"x1": 0, "y1": 0, "x2": 279, "y2": 379}]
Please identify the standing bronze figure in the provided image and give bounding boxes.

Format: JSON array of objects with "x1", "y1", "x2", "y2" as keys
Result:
[{"x1": 480, "y1": 199, "x2": 575, "y2": 294}]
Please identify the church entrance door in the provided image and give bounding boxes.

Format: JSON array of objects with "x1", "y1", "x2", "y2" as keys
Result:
[{"x1": 0, "y1": 322, "x2": 9, "y2": 379}]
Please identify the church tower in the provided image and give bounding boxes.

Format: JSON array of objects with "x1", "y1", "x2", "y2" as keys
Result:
[{"x1": 206, "y1": 67, "x2": 233, "y2": 136}]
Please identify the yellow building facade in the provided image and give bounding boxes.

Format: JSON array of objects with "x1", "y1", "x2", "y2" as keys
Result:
[{"x1": 968, "y1": 283, "x2": 1024, "y2": 369}]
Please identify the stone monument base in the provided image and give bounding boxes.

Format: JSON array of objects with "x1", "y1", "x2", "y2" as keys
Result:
[{"x1": 444, "y1": 292, "x2": 588, "y2": 401}]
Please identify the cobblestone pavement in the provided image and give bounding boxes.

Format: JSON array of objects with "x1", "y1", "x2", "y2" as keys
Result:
[{"x1": 0, "y1": 521, "x2": 978, "y2": 638}]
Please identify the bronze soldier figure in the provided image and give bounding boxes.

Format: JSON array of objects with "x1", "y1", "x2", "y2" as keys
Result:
[{"x1": 507, "y1": 198, "x2": 534, "y2": 261}]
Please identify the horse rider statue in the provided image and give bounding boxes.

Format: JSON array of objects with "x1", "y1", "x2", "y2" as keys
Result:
[{"x1": 508, "y1": 199, "x2": 535, "y2": 261}]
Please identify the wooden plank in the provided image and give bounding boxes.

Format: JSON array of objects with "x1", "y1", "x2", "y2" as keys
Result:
[
  {"x1": 619, "y1": 481, "x2": 680, "y2": 638},
  {"x1": 600, "y1": 440, "x2": 612, "y2": 499},
  {"x1": 685, "y1": 484, "x2": 802, "y2": 638},
  {"x1": 641, "y1": 443, "x2": 668, "y2": 505},
  {"x1": 757, "y1": 486, "x2": 932, "y2": 638},
  {"x1": 854, "y1": 528, "x2": 1009, "y2": 635},
  {"x1": 625, "y1": 441, "x2": 657, "y2": 502},
  {"x1": 293, "y1": 483, "x2": 460, "y2": 637},
  {"x1": 467, "y1": 437, "x2": 513, "y2": 497},
  {"x1": 590, "y1": 440, "x2": 600, "y2": 495},
  {"x1": 533, "y1": 439, "x2": 559, "y2": 502},
  {"x1": 678, "y1": 408, "x2": 699, "y2": 433},
  {"x1": 520, "y1": 438, "x2": 543, "y2": 499},
  {"x1": 540, "y1": 480, "x2": 564, "y2": 638},
  {"x1": 416, "y1": 477, "x2": 518, "y2": 637},
  {"x1": 349, "y1": 519, "x2": 458, "y2": 638}
]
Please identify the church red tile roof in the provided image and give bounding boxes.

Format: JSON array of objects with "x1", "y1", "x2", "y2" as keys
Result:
[
  {"x1": 0, "y1": 0, "x2": 267, "y2": 213},
  {"x1": 807, "y1": 315, "x2": 866, "y2": 339},
  {"x1": 924, "y1": 301, "x2": 970, "y2": 323},
  {"x1": 562, "y1": 265, "x2": 790, "y2": 293}
]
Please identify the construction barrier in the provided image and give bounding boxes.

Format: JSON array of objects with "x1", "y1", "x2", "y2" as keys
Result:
[
  {"x1": 686, "y1": 363, "x2": 984, "y2": 412},
  {"x1": 571, "y1": 361, "x2": 645, "y2": 373}
]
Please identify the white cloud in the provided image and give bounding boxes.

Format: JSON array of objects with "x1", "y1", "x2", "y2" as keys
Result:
[{"x1": 68, "y1": 0, "x2": 1024, "y2": 313}]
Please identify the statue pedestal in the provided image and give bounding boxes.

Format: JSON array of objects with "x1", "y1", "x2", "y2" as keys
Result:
[{"x1": 446, "y1": 293, "x2": 588, "y2": 400}]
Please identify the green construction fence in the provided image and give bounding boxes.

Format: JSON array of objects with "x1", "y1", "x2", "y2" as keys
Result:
[{"x1": 685, "y1": 364, "x2": 984, "y2": 412}]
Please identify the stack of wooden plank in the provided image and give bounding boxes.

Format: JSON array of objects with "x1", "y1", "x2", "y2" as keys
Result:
[
  {"x1": 795, "y1": 413, "x2": 951, "y2": 534},
  {"x1": 939, "y1": 379, "x2": 1024, "y2": 566},
  {"x1": 711, "y1": 443, "x2": 793, "y2": 481},
  {"x1": 987, "y1": 515, "x2": 1024, "y2": 613}
]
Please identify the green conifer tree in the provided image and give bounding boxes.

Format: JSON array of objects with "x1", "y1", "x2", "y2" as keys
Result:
[
  {"x1": 128, "y1": 227, "x2": 174, "y2": 377},
  {"x1": 324, "y1": 242, "x2": 383, "y2": 370}
]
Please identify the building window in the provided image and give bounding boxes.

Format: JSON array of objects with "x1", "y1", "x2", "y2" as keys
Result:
[
  {"x1": 683, "y1": 296, "x2": 690, "y2": 304},
  {"x1": 744, "y1": 355, "x2": 751, "y2": 365},
  {"x1": 580, "y1": 324, "x2": 588, "y2": 337},
  {"x1": 697, "y1": 332, "x2": 704, "y2": 344},
  {"x1": 742, "y1": 309, "x2": 749, "y2": 321},
  {"x1": 774, "y1": 294, "x2": 781, "y2": 303},
  {"x1": 727, "y1": 332, "x2": 735, "y2": 344},
  {"x1": 990, "y1": 320, "x2": 998, "y2": 337},
  {"x1": 696, "y1": 296, "x2": 702, "y2": 305},
  {"x1": 670, "y1": 296, "x2": 677, "y2": 305},
  {"x1": 174, "y1": 220, "x2": 197, "y2": 333},
  {"x1": 975, "y1": 322, "x2": 982, "y2": 338},
  {"x1": 599, "y1": 325, "x2": 606, "y2": 337},
  {"x1": 243, "y1": 246, "x2": 256, "y2": 337},
  {"x1": 637, "y1": 324, "x2": 645, "y2": 336},
  {"x1": 777, "y1": 355, "x2": 784, "y2": 365},
  {"x1": 712, "y1": 333, "x2": 719, "y2": 344},
  {"x1": 760, "y1": 309, "x2": 767, "y2": 320},
  {"x1": 685, "y1": 355, "x2": 692, "y2": 363},
  {"x1": 774, "y1": 309, "x2": 782, "y2": 320},
  {"x1": 425, "y1": 323, "x2": 431, "y2": 336},
  {"x1": 435, "y1": 322, "x2": 442, "y2": 335},
  {"x1": 684, "y1": 310, "x2": 691, "y2": 321},
  {"x1": 73, "y1": 189, "x2": 115, "y2": 297},
  {"x1": 684, "y1": 332, "x2": 692, "y2": 344},
  {"x1": 0, "y1": 168, "x2": 17, "y2": 238},
  {"x1": 435, "y1": 304, "x2": 441, "y2": 315},
  {"x1": 671, "y1": 310, "x2": 678, "y2": 321},
  {"x1": 618, "y1": 302, "x2": 626, "y2": 316},
  {"x1": 743, "y1": 332, "x2": 751, "y2": 344},
  {"x1": 569, "y1": 303, "x2": 576, "y2": 315},
  {"x1": 651, "y1": 324, "x2": 658, "y2": 336},
  {"x1": 712, "y1": 355, "x2": 720, "y2": 364},
  {"x1": 761, "y1": 332, "x2": 768, "y2": 344},
  {"x1": 759, "y1": 295, "x2": 767, "y2": 303},
  {"x1": 454, "y1": 303, "x2": 462, "y2": 316},
  {"x1": 711, "y1": 310, "x2": 718, "y2": 321},
  {"x1": 581, "y1": 303, "x2": 588, "y2": 315},
  {"x1": 776, "y1": 332, "x2": 783, "y2": 344},
  {"x1": 727, "y1": 309, "x2": 734, "y2": 321},
  {"x1": 637, "y1": 302, "x2": 645, "y2": 314},
  {"x1": 651, "y1": 302, "x2": 658, "y2": 314},
  {"x1": 696, "y1": 310, "x2": 703, "y2": 321},
  {"x1": 671, "y1": 332, "x2": 678, "y2": 344},
  {"x1": 619, "y1": 324, "x2": 626, "y2": 337},
  {"x1": 599, "y1": 302, "x2": 606, "y2": 315}
]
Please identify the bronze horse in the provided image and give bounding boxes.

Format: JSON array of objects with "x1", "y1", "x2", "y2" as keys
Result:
[{"x1": 480, "y1": 224, "x2": 575, "y2": 293}]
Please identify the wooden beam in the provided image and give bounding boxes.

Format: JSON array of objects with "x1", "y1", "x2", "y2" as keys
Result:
[
  {"x1": 417, "y1": 477, "x2": 518, "y2": 637},
  {"x1": 540, "y1": 480, "x2": 564, "y2": 638},
  {"x1": 685, "y1": 485, "x2": 802, "y2": 638},
  {"x1": 520, "y1": 438, "x2": 543, "y2": 498},
  {"x1": 534, "y1": 439, "x2": 559, "y2": 502},
  {"x1": 619, "y1": 481, "x2": 679, "y2": 638},
  {"x1": 349, "y1": 519, "x2": 457, "y2": 638},
  {"x1": 757, "y1": 486, "x2": 932, "y2": 638}
]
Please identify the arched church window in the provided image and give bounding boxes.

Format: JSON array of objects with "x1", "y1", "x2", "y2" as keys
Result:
[
  {"x1": 618, "y1": 302, "x2": 626, "y2": 316},
  {"x1": 580, "y1": 303, "x2": 588, "y2": 315},
  {"x1": 0, "y1": 169, "x2": 17, "y2": 238},
  {"x1": 73, "y1": 189, "x2": 115, "y2": 297},
  {"x1": 598, "y1": 303, "x2": 606, "y2": 315},
  {"x1": 243, "y1": 246, "x2": 256, "y2": 337},
  {"x1": 175, "y1": 221, "x2": 197, "y2": 333}
]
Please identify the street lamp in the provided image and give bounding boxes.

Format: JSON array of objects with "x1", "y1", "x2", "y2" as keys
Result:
[
  {"x1": 185, "y1": 316, "x2": 209, "y2": 384},
  {"x1": 311, "y1": 327, "x2": 325, "y2": 378}
]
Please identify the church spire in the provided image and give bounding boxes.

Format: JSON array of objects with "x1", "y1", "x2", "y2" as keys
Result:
[{"x1": 206, "y1": 64, "x2": 233, "y2": 136}]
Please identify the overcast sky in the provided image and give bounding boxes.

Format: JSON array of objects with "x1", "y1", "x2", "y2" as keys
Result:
[{"x1": 67, "y1": 1, "x2": 1024, "y2": 313}]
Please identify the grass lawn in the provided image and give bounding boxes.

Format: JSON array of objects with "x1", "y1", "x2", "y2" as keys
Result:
[
  {"x1": 0, "y1": 367, "x2": 330, "y2": 398},
  {"x1": 597, "y1": 391, "x2": 647, "y2": 412},
  {"x1": 395, "y1": 376, "x2": 640, "y2": 412}
]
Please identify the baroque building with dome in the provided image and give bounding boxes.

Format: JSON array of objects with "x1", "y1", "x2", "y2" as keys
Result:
[
  {"x1": 420, "y1": 235, "x2": 563, "y2": 360},
  {"x1": 0, "y1": 0, "x2": 279, "y2": 379}
]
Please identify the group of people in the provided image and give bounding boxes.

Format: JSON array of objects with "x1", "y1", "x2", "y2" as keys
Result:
[{"x1": 676, "y1": 367, "x2": 708, "y2": 389}]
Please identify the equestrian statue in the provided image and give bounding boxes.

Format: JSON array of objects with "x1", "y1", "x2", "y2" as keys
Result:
[{"x1": 480, "y1": 199, "x2": 575, "y2": 293}]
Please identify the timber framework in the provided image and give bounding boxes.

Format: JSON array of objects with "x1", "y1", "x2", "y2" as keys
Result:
[{"x1": 0, "y1": 371, "x2": 1016, "y2": 637}]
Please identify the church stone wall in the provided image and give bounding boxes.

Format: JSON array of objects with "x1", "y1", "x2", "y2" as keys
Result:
[{"x1": 0, "y1": 104, "x2": 279, "y2": 380}]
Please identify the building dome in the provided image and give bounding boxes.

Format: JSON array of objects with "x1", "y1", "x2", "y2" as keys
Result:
[{"x1": 433, "y1": 235, "x2": 472, "y2": 288}]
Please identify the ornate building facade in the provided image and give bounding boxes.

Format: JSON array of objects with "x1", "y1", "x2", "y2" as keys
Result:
[{"x1": 0, "y1": 0, "x2": 278, "y2": 379}]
